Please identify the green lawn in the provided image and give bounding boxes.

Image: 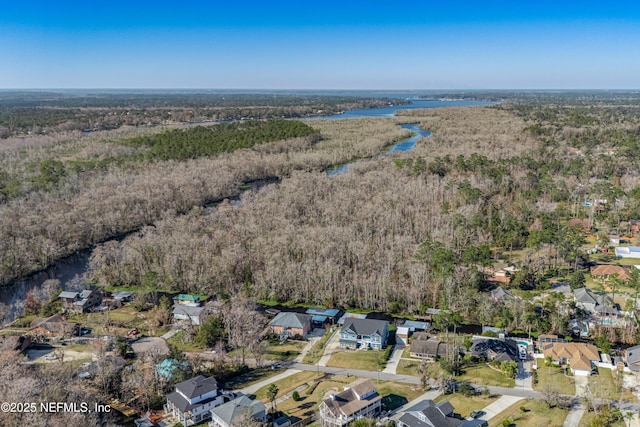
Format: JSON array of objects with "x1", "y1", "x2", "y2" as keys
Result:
[
  {"x1": 167, "y1": 330, "x2": 204, "y2": 352},
  {"x1": 327, "y1": 349, "x2": 389, "y2": 371},
  {"x1": 222, "y1": 366, "x2": 288, "y2": 390},
  {"x1": 227, "y1": 340, "x2": 307, "y2": 362},
  {"x1": 579, "y1": 410, "x2": 627, "y2": 427},
  {"x1": 533, "y1": 365, "x2": 576, "y2": 396},
  {"x1": 458, "y1": 363, "x2": 516, "y2": 388},
  {"x1": 589, "y1": 368, "x2": 636, "y2": 402},
  {"x1": 253, "y1": 371, "x2": 319, "y2": 400},
  {"x1": 275, "y1": 375, "x2": 354, "y2": 419},
  {"x1": 273, "y1": 376, "x2": 422, "y2": 420},
  {"x1": 434, "y1": 393, "x2": 499, "y2": 418},
  {"x1": 397, "y1": 359, "x2": 421, "y2": 376},
  {"x1": 488, "y1": 398, "x2": 568, "y2": 427}
]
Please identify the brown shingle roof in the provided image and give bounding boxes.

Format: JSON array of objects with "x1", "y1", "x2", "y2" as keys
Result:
[
  {"x1": 590, "y1": 265, "x2": 630, "y2": 281},
  {"x1": 543, "y1": 343, "x2": 600, "y2": 372}
]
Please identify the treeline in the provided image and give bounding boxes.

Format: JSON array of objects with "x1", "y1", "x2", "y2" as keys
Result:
[
  {"x1": 124, "y1": 119, "x2": 318, "y2": 161},
  {"x1": 0, "y1": 92, "x2": 406, "y2": 137}
]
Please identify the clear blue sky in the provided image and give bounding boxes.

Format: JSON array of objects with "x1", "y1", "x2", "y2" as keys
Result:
[{"x1": 2, "y1": 1, "x2": 639, "y2": 89}]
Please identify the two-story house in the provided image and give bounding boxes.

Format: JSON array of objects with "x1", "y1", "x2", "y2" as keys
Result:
[
  {"x1": 339, "y1": 318, "x2": 389, "y2": 350},
  {"x1": 59, "y1": 289, "x2": 102, "y2": 314},
  {"x1": 318, "y1": 378, "x2": 382, "y2": 427},
  {"x1": 165, "y1": 375, "x2": 224, "y2": 426}
]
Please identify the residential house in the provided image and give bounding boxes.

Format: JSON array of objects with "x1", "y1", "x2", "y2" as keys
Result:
[
  {"x1": 590, "y1": 265, "x2": 630, "y2": 281},
  {"x1": 59, "y1": 289, "x2": 102, "y2": 313},
  {"x1": 318, "y1": 378, "x2": 382, "y2": 427},
  {"x1": 573, "y1": 287, "x2": 599, "y2": 313},
  {"x1": 623, "y1": 345, "x2": 640, "y2": 373},
  {"x1": 568, "y1": 319, "x2": 590, "y2": 338},
  {"x1": 470, "y1": 337, "x2": 518, "y2": 363},
  {"x1": 543, "y1": 342, "x2": 600, "y2": 376},
  {"x1": 615, "y1": 246, "x2": 640, "y2": 259},
  {"x1": 339, "y1": 318, "x2": 389, "y2": 350},
  {"x1": 165, "y1": 375, "x2": 225, "y2": 426},
  {"x1": 397, "y1": 320, "x2": 430, "y2": 345},
  {"x1": 209, "y1": 395, "x2": 266, "y2": 427},
  {"x1": 609, "y1": 234, "x2": 621, "y2": 246},
  {"x1": 112, "y1": 291, "x2": 134, "y2": 302},
  {"x1": 268, "y1": 312, "x2": 312, "y2": 338},
  {"x1": 397, "y1": 399, "x2": 487, "y2": 427},
  {"x1": 173, "y1": 304, "x2": 206, "y2": 326},
  {"x1": 306, "y1": 308, "x2": 342, "y2": 325},
  {"x1": 29, "y1": 314, "x2": 79, "y2": 339},
  {"x1": 489, "y1": 286, "x2": 514, "y2": 304},
  {"x1": 409, "y1": 332, "x2": 453, "y2": 359}
]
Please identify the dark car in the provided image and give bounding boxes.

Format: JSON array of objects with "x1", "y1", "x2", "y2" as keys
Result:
[{"x1": 470, "y1": 410, "x2": 485, "y2": 419}]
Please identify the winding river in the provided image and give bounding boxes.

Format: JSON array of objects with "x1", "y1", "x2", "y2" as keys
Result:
[{"x1": 0, "y1": 98, "x2": 494, "y2": 318}]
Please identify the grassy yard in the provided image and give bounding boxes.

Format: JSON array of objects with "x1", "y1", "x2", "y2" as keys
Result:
[
  {"x1": 275, "y1": 375, "x2": 354, "y2": 420},
  {"x1": 376, "y1": 381, "x2": 425, "y2": 411},
  {"x1": 222, "y1": 366, "x2": 288, "y2": 390},
  {"x1": 458, "y1": 363, "x2": 516, "y2": 388},
  {"x1": 273, "y1": 375, "x2": 423, "y2": 420},
  {"x1": 327, "y1": 349, "x2": 389, "y2": 371},
  {"x1": 533, "y1": 364, "x2": 576, "y2": 396},
  {"x1": 265, "y1": 340, "x2": 307, "y2": 361},
  {"x1": 253, "y1": 371, "x2": 319, "y2": 400},
  {"x1": 488, "y1": 398, "x2": 568, "y2": 427},
  {"x1": 167, "y1": 330, "x2": 204, "y2": 352},
  {"x1": 227, "y1": 340, "x2": 307, "y2": 362},
  {"x1": 434, "y1": 393, "x2": 499, "y2": 418},
  {"x1": 579, "y1": 410, "x2": 626, "y2": 427},
  {"x1": 589, "y1": 368, "x2": 636, "y2": 402},
  {"x1": 397, "y1": 359, "x2": 421, "y2": 376}
]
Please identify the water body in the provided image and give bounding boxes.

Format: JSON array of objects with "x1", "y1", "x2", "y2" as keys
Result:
[
  {"x1": 317, "y1": 98, "x2": 495, "y2": 120},
  {"x1": 326, "y1": 122, "x2": 431, "y2": 176}
]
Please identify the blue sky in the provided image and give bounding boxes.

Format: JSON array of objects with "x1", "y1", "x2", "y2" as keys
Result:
[{"x1": 1, "y1": 1, "x2": 639, "y2": 89}]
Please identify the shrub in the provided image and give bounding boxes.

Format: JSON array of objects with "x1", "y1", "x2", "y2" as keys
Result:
[{"x1": 292, "y1": 390, "x2": 300, "y2": 401}]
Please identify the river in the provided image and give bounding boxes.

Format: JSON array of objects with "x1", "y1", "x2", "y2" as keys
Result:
[{"x1": 0, "y1": 98, "x2": 494, "y2": 319}]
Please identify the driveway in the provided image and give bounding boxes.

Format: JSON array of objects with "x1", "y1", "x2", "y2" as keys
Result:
[
  {"x1": 131, "y1": 337, "x2": 169, "y2": 356},
  {"x1": 476, "y1": 395, "x2": 523, "y2": 423},
  {"x1": 382, "y1": 344, "x2": 404, "y2": 374},
  {"x1": 318, "y1": 329, "x2": 341, "y2": 367}
]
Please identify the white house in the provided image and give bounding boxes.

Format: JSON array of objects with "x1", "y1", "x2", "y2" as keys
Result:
[{"x1": 165, "y1": 376, "x2": 224, "y2": 425}]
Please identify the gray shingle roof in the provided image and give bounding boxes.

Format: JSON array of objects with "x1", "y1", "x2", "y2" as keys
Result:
[
  {"x1": 210, "y1": 395, "x2": 265, "y2": 426},
  {"x1": 268, "y1": 312, "x2": 311, "y2": 329},
  {"x1": 175, "y1": 375, "x2": 217, "y2": 399},
  {"x1": 59, "y1": 291, "x2": 79, "y2": 299},
  {"x1": 342, "y1": 318, "x2": 389, "y2": 336}
]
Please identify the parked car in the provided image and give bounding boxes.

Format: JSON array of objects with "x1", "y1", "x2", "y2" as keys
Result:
[{"x1": 470, "y1": 410, "x2": 485, "y2": 419}]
